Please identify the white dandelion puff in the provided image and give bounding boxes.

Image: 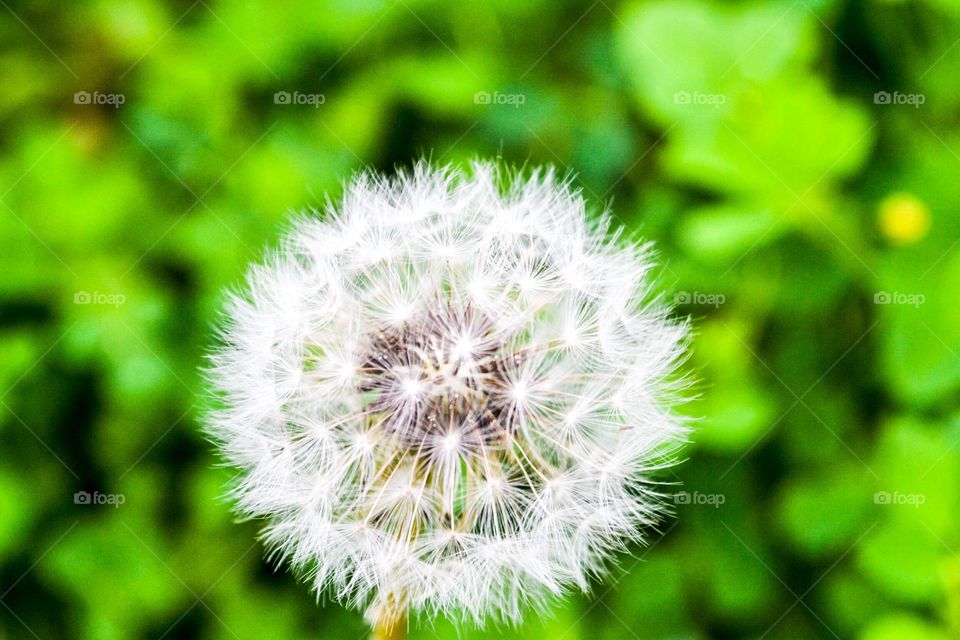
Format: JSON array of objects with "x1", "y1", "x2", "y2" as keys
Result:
[{"x1": 206, "y1": 162, "x2": 689, "y2": 635}]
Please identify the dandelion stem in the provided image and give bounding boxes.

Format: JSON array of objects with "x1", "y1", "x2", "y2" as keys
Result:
[{"x1": 371, "y1": 611, "x2": 406, "y2": 640}]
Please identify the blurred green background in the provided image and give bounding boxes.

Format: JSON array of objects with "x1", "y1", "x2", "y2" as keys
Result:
[{"x1": 1, "y1": 0, "x2": 959, "y2": 638}]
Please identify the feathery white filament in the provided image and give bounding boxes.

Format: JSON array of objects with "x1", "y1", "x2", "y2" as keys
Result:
[{"x1": 207, "y1": 163, "x2": 688, "y2": 625}]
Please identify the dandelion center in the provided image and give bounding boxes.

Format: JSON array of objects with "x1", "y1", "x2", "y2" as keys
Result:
[{"x1": 358, "y1": 301, "x2": 518, "y2": 454}]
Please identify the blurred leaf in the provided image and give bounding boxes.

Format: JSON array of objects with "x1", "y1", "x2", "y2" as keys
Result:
[
  {"x1": 878, "y1": 251, "x2": 960, "y2": 408},
  {"x1": 823, "y1": 570, "x2": 890, "y2": 637},
  {"x1": 696, "y1": 381, "x2": 777, "y2": 453},
  {"x1": 775, "y1": 465, "x2": 872, "y2": 557},
  {"x1": 618, "y1": 0, "x2": 873, "y2": 198},
  {"x1": 617, "y1": 0, "x2": 815, "y2": 125},
  {"x1": 0, "y1": 468, "x2": 37, "y2": 558},
  {"x1": 871, "y1": 417, "x2": 960, "y2": 537},
  {"x1": 858, "y1": 614, "x2": 950, "y2": 640},
  {"x1": 42, "y1": 516, "x2": 184, "y2": 639},
  {"x1": 676, "y1": 205, "x2": 780, "y2": 263},
  {"x1": 856, "y1": 518, "x2": 943, "y2": 604},
  {"x1": 692, "y1": 317, "x2": 778, "y2": 453}
]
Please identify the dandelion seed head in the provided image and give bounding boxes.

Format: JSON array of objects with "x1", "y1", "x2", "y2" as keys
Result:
[{"x1": 207, "y1": 162, "x2": 688, "y2": 625}]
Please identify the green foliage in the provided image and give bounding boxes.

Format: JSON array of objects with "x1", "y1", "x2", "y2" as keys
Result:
[{"x1": 1, "y1": 0, "x2": 958, "y2": 638}]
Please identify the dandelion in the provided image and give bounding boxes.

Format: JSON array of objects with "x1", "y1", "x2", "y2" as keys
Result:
[{"x1": 206, "y1": 162, "x2": 689, "y2": 638}]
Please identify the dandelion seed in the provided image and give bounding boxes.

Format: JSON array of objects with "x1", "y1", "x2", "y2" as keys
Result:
[{"x1": 206, "y1": 162, "x2": 689, "y2": 637}]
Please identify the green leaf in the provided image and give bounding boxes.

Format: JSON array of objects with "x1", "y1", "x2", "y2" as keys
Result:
[
  {"x1": 677, "y1": 205, "x2": 780, "y2": 263},
  {"x1": 859, "y1": 614, "x2": 950, "y2": 640},
  {"x1": 776, "y1": 466, "x2": 872, "y2": 557}
]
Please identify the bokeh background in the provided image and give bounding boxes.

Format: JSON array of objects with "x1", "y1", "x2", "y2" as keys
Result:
[{"x1": 1, "y1": 0, "x2": 959, "y2": 638}]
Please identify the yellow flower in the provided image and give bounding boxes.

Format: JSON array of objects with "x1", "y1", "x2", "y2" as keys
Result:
[{"x1": 878, "y1": 192, "x2": 931, "y2": 245}]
